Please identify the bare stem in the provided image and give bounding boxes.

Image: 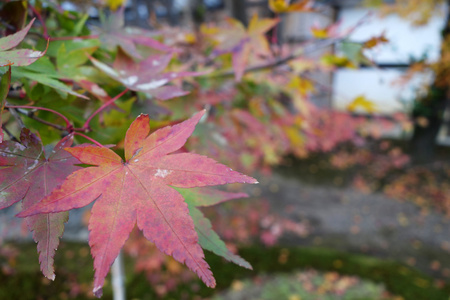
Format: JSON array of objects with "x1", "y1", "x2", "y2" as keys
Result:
[
  {"x1": 82, "y1": 89, "x2": 129, "y2": 130},
  {"x1": 271, "y1": 14, "x2": 279, "y2": 45},
  {"x1": 1, "y1": 125, "x2": 19, "y2": 143},
  {"x1": 16, "y1": 110, "x2": 66, "y2": 131},
  {"x1": 111, "y1": 251, "x2": 126, "y2": 300},
  {"x1": 73, "y1": 132, "x2": 105, "y2": 147},
  {"x1": 6, "y1": 105, "x2": 72, "y2": 130},
  {"x1": 208, "y1": 12, "x2": 372, "y2": 78},
  {"x1": 49, "y1": 35, "x2": 100, "y2": 41},
  {"x1": 8, "y1": 108, "x2": 25, "y2": 129},
  {"x1": 211, "y1": 37, "x2": 343, "y2": 78},
  {"x1": 30, "y1": 5, "x2": 49, "y2": 39}
]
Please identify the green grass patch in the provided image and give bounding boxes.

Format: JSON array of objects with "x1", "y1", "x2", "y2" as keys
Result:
[{"x1": 0, "y1": 242, "x2": 448, "y2": 299}]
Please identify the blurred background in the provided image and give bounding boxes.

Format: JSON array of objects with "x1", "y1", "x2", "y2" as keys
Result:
[{"x1": 1, "y1": 0, "x2": 450, "y2": 299}]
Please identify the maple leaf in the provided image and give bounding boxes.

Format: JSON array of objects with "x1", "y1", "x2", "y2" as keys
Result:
[
  {"x1": 19, "y1": 110, "x2": 257, "y2": 297},
  {"x1": 311, "y1": 22, "x2": 341, "y2": 39},
  {"x1": 96, "y1": 9, "x2": 174, "y2": 59},
  {"x1": 176, "y1": 187, "x2": 252, "y2": 269},
  {"x1": 77, "y1": 79, "x2": 122, "y2": 112},
  {"x1": 0, "y1": 66, "x2": 11, "y2": 143},
  {"x1": 0, "y1": 18, "x2": 46, "y2": 67},
  {"x1": 269, "y1": 0, "x2": 313, "y2": 13},
  {"x1": 103, "y1": 0, "x2": 126, "y2": 11},
  {"x1": 363, "y1": 33, "x2": 389, "y2": 49},
  {"x1": 211, "y1": 14, "x2": 279, "y2": 81},
  {"x1": 90, "y1": 48, "x2": 203, "y2": 100},
  {"x1": 0, "y1": 130, "x2": 81, "y2": 279},
  {"x1": 347, "y1": 95, "x2": 377, "y2": 114}
]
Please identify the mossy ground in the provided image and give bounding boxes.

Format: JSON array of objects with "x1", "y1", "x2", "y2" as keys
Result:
[{"x1": 0, "y1": 242, "x2": 448, "y2": 299}]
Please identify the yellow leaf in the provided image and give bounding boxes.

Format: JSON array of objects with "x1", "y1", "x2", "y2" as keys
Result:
[
  {"x1": 321, "y1": 54, "x2": 355, "y2": 68},
  {"x1": 288, "y1": 76, "x2": 314, "y2": 95},
  {"x1": 346, "y1": 95, "x2": 377, "y2": 113},
  {"x1": 269, "y1": 0, "x2": 290, "y2": 13},
  {"x1": 311, "y1": 22, "x2": 340, "y2": 39},
  {"x1": 269, "y1": 0, "x2": 312, "y2": 13},
  {"x1": 364, "y1": 34, "x2": 389, "y2": 49},
  {"x1": 248, "y1": 13, "x2": 279, "y2": 35},
  {"x1": 311, "y1": 28, "x2": 329, "y2": 39},
  {"x1": 184, "y1": 33, "x2": 196, "y2": 44},
  {"x1": 288, "y1": 58, "x2": 316, "y2": 73},
  {"x1": 200, "y1": 24, "x2": 220, "y2": 36},
  {"x1": 105, "y1": 0, "x2": 126, "y2": 11}
]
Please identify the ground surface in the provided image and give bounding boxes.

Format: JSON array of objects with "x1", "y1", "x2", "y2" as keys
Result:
[
  {"x1": 240, "y1": 171, "x2": 450, "y2": 280},
  {"x1": 1, "y1": 169, "x2": 449, "y2": 280}
]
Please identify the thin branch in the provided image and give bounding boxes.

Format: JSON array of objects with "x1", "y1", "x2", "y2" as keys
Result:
[
  {"x1": 211, "y1": 37, "x2": 343, "y2": 78},
  {"x1": 30, "y1": 4, "x2": 49, "y2": 39},
  {"x1": 82, "y1": 89, "x2": 129, "y2": 130},
  {"x1": 16, "y1": 110, "x2": 66, "y2": 131},
  {"x1": 1, "y1": 125, "x2": 19, "y2": 143},
  {"x1": 208, "y1": 11, "x2": 372, "y2": 78},
  {"x1": 0, "y1": 20, "x2": 16, "y2": 32},
  {"x1": 73, "y1": 132, "x2": 105, "y2": 147},
  {"x1": 49, "y1": 35, "x2": 100, "y2": 41},
  {"x1": 8, "y1": 108, "x2": 25, "y2": 129},
  {"x1": 6, "y1": 105, "x2": 72, "y2": 130}
]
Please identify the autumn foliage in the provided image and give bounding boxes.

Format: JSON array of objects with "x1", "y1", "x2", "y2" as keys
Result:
[{"x1": 0, "y1": 0, "x2": 423, "y2": 298}]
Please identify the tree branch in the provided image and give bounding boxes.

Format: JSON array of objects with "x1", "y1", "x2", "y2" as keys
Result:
[
  {"x1": 1, "y1": 125, "x2": 19, "y2": 143},
  {"x1": 210, "y1": 37, "x2": 345, "y2": 78},
  {"x1": 15, "y1": 110, "x2": 66, "y2": 131},
  {"x1": 8, "y1": 108, "x2": 25, "y2": 129}
]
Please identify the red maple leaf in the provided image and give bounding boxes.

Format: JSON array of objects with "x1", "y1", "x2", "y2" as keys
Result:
[
  {"x1": 90, "y1": 48, "x2": 203, "y2": 100},
  {"x1": 0, "y1": 130, "x2": 81, "y2": 279},
  {"x1": 210, "y1": 14, "x2": 279, "y2": 81},
  {"x1": 19, "y1": 110, "x2": 257, "y2": 297},
  {"x1": 0, "y1": 18, "x2": 47, "y2": 67},
  {"x1": 97, "y1": 8, "x2": 175, "y2": 59}
]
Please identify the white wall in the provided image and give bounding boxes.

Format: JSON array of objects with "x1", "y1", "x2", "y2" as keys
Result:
[{"x1": 333, "y1": 6, "x2": 447, "y2": 114}]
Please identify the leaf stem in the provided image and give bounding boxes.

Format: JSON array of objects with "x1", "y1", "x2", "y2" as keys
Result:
[
  {"x1": 16, "y1": 110, "x2": 66, "y2": 131},
  {"x1": 271, "y1": 14, "x2": 279, "y2": 45},
  {"x1": 73, "y1": 132, "x2": 105, "y2": 147},
  {"x1": 30, "y1": 5, "x2": 49, "y2": 39},
  {"x1": 6, "y1": 105, "x2": 72, "y2": 130},
  {"x1": 82, "y1": 88, "x2": 129, "y2": 130},
  {"x1": 49, "y1": 35, "x2": 100, "y2": 41}
]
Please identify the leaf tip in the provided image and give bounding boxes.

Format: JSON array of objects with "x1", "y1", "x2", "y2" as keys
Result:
[
  {"x1": 136, "y1": 113, "x2": 150, "y2": 122},
  {"x1": 15, "y1": 210, "x2": 29, "y2": 218},
  {"x1": 93, "y1": 286, "x2": 103, "y2": 298},
  {"x1": 248, "y1": 177, "x2": 259, "y2": 184},
  {"x1": 206, "y1": 277, "x2": 217, "y2": 288},
  {"x1": 47, "y1": 273, "x2": 56, "y2": 281}
]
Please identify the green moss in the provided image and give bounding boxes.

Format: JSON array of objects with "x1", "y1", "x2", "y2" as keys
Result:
[{"x1": 0, "y1": 242, "x2": 448, "y2": 299}]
